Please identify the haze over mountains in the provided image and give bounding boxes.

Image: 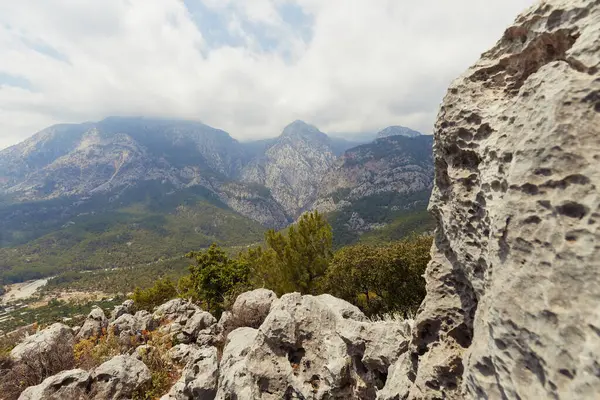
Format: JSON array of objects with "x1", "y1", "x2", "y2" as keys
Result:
[{"x1": 0, "y1": 117, "x2": 433, "y2": 281}]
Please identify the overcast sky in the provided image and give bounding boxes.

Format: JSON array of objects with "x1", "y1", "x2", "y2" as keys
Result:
[{"x1": 0, "y1": 0, "x2": 534, "y2": 149}]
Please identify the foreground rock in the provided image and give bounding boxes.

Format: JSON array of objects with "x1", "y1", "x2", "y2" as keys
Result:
[
  {"x1": 216, "y1": 293, "x2": 411, "y2": 399},
  {"x1": 153, "y1": 298, "x2": 216, "y2": 344},
  {"x1": 162, "y1": 345, "x2": 219, "y2": 400},
  {"x1": 397, "y1": 0, "x2": 600, "y2": 399},
  {"x1": 18, "y1": 369, "x2": 90, "y2": 400},
  {"x1": 230, "y1": 288, "x2": 277, "y2": 329},
  {"x1": 90, "y1": 355, "x2": 151, "y2": 399},
  {"x1": 10, "y1": 323, "x2": 75, "y2": 363}
]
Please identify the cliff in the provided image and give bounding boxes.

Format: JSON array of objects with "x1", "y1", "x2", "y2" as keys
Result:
[{"x1": 392, "y1": 0, "x2": 600, "y2": 398}]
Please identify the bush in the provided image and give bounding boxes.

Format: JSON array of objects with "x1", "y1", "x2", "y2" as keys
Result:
[
  {"x1": 0, "y1": 342, "x2": 75, "y2": 400},
  {"x1": 324, "y1": 234, "x2": 432, "y2": 317},
  {"x1": 185, "y1": 243, "x2": 252, "y2": 317},
  {"x1": 131, "y1": 277, "x2": 178, "y2": 312},
  {"x1": 244, "y1": 211, "x2": 332, "y2": 295}
]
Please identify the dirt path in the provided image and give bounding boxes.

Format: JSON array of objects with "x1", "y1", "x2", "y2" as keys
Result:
[{"x1": 1, "y1": 278, "x2": 48, "y2": 304}]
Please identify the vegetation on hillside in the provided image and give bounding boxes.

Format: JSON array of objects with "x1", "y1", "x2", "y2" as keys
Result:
[
  {"x1": 132, "y1": 210, "x2": 432, "y2": 318},
  {"x1": 0, "y1": 182, "x2": 266, "y2": 284}
]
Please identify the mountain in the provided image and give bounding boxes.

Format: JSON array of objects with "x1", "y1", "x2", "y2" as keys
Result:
[
  {"x1": 376, "y1": 125, "x2": 423, "y2": 139},
  {"x1": 0, "y1": 117, "x2": 434, "y2": 282},
  {"x1": 240, "y1": 120, "x2": 337, "y2": 218},
  {"x1": 313, "y1": 134, "x2": 434, "y2": 246}
]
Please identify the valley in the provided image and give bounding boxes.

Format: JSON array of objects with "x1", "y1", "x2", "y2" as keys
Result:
[{"x1": 0, "y1": 118, "x2": 434, "y2": 287}]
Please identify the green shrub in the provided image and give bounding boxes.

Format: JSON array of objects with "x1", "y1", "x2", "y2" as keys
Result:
[
  {"x1": 324, "y1": 234, "x2": 432, "y2": 317},
  {"x1": 185, "y1": 244, "x2": 251, "y2": 317},
  {"x1": 244, "y1": 211, "x2": 332, "y2": 295},
  {"x1": 131, "y1": 277, "x2": 177, "y2": 311}
]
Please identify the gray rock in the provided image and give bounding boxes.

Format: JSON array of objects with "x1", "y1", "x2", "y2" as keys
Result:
[
  {"x1": 231, "y1": 288, "x2": 277, "y2": 329},
  {"x1": 167, "y1": 346, "x2": 219, "y2": 400},
  {"x1": 180, "y1": 310, "x2": 216, "y2": 340},
  {"x1": 76, "y1": 306, "x2": 108, "y2": 341},
  {"x1": 216, "y1": 328, "x2": 259, "y2": 400},
  {"x1": 215, "y1": 293, "x2": 411, "y2": 399},
  {"x1": 134, "y1": 310, "x2": 158, "y2": 332},
  {"x1": 109, "y1": 313, "x2": 136, "y2": 336},
  {"x1": 399, "y1": 1, "x2": 600, "y2": 399},
  {"x1": 153, "y1": 298, "x2": 215, "y2": 344},
  {"x1": 18, "y1": 369, "x2": 90, "y2": 400},
  {"x1": 90, "y1": 355, "x2": 151, "y2": 399},
  {"x1": 110, "y1": 299, "x2": 134, "y2": 321},
  {"x1": 10, "y1": 323, "x2": 74, "y2": 363}
]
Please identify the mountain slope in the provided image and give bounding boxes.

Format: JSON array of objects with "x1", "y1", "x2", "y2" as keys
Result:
[
  {"x1": 240, "y1": 120, "x2": 337, "y2": 217},
  {"x1": 0, "y1": 117, "x2": 435, "y2": 282},
  {"x1": 376, "y1": 125, "x2": 423, "y2": 139},
  {"x1": 313, "y1": 134, "x2": 434, "y2": 246}
]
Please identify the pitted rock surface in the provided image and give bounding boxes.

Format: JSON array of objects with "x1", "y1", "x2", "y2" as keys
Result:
[{"x1": 396, "y1": 1, "x2": 600, "y2": 399}]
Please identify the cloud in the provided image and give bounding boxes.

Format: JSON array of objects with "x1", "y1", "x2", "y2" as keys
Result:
[{"x1": 0, "y1": 0, "x2": 534, "y2": 149}]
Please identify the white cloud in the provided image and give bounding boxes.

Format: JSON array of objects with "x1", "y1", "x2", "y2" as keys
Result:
[{"x1": 0, "y1": 0, "x2": 534, "y2": 149}]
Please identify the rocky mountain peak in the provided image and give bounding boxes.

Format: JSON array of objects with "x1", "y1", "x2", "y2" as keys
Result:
[
  {"x1": 280, "y1": 120, "x2": 330, "y2": 144},
  {"x1": 376, "y1": 125, "x2": 422, "y2": 139}
]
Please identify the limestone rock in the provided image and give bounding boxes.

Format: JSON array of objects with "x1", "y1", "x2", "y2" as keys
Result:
[
  {"x1": 400, "y1": 1, "x2": 600, "y2": 399},
  {"x1": 164, "y1": 345, "x2": 219, "y2": 400},
  {"x1": 76, "y1": 306, "x2": 108, "y2": 341},
  {"x1": 133, "y1": 310, "x2": 159, "y2": 332},
  {"x1": 18, "y1": 369, "x2": 90, "y2": 400},
  {"x1": 231, "y1": 288, "x2": 277, "y2": 329},
  {"x1": 215, "y1": 327, "x2": 259, "y2": 400},
  {"x1": 90, "y1": 355, "x2": 151, "y2": 399},
  {"x1": 110, "y1": 299, "x2": 134, "y2": 321},
  {"x1": 10, "y1": 323, "x2": 75, "y2": 363},
  {"x1": 215, "y1": 293, "x2": 411, "y2": 399}
]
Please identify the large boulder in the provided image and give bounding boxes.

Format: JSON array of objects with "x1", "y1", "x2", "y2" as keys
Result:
[
  {"x1": 215, "y1": 327, "x2": 259, "y2": 400},
  {"x1": 10, "y1": 323, "x2": 75, "y2": 364},
  {"x1": 397, "y1": 0, "x2": 600, "y2": 399},
  {"x1": 153, "y1": 298, "x2": 216, "y2": 344},
  {"x1": 215, "y1": 293, "x2": 411, "y2": 399},
  {"x1": 231, "y1": 289, "x2": 277, "y2": 328},
  {"x1": 18, "y1": 369, "x2": 90, "y2": 400},
  {"x1": 162, "y1": 345, "x2": 219, "y2": 400},
  {"x1": 76, "y1": 306, "x2": 108, "y2": 341},
  {"x1": 90, "y1": 355, "x2": 151, "y2": 399}
]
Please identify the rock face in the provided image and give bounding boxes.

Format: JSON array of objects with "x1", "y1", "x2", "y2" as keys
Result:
[
  {"x1": 90, "y1": 355, "x2": 151, "y2": 399},
  {"x1": 240, "y1": 120, "x2": 337, "y2": 217},
  {"x1": 76, "y1": 306, "x2": 108, "y2": 340},
  {"x1": 215, "y1": 293, "x2": 412, "y2": 399},
  {"x1": 399, "y1": 1, "x2": 600, "y2": 399},
  {"x1": 314, "y1": 135, "x2": 434, "y2": 216},
  {"x1": 10, "y1": 323, "x2": 75, "y2": 363},
  {"x1": 18, "y1": 369, "x2": 90, "y2": 400}
]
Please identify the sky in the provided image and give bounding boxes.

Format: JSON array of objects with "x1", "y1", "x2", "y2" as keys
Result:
[{"x1": 0, "y1": 0, "x2": 534, "y2": 149}]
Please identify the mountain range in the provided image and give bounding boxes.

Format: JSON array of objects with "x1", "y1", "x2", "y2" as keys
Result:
[{"x1": 0, "y1": 117, "x2": 433, "y2": 282}]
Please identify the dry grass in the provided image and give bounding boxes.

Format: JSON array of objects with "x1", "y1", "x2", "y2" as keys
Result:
[{"x1": 0, "y1": 343, "x2": 75, "y2": 400}]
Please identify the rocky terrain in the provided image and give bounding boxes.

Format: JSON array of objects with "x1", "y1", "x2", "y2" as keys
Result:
[
  {"x1": 392, "y1": 0, "x2": 600, "y2": 398},
  {"x1": 1, "y1": 0, "x2": 599, "y2": 399},
  {"x1": 2, "y1": 290, "x2": 413, "y2": 400}
]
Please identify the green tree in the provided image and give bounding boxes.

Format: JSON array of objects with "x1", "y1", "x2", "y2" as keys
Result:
[
  {"x1": 131, "y1": 277, "x2": 177, "y2": 311},
  {"x1": 186, "y1": 243, "x2": 251, "y2": 316},
  {"x1": 245, "y1": 211, "x2": 333, "y2": 295},
  {"x1": 324, "y1": 234, "x2": 432, "y2": 317}
]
